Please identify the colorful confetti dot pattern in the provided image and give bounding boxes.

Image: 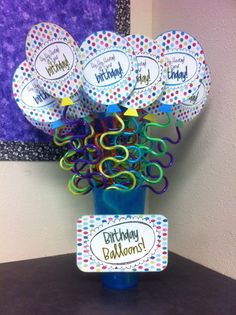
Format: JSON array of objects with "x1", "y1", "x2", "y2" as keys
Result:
[
  {"x1": 122, "y1": 34, "x2": 167, "y2": 109},
  {"x1": 80, "y1": 31, "x2": 138, "y2": 107},
  {"x1": 155, "y1": 30, "x2": 206, "y2": 106},
  {"x1": 145, "y1": 99, "x2": 164, "y2": 115},
  {"x1": 26, "y1": 22, "x2": 82, "y2": 99},
  {"x1": 68, "y1": 92, "x2": 92, "y2": 118},
  {"x1": 77, "y1": 214, "x2": 168, "y2": 273},
  {"x1": 76, "y1": 88, "x2": 107, "y2": 114}
]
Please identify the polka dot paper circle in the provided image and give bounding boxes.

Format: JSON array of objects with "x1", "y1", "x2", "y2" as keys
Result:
[
  {"x1": 25, "y1": 22, "x2": 82, "y2": 99},
  {"x1": 77, "y1": 88, "x2": 107, "y2": 114},
  {"x1": 12, "y1": 60, "x2": 63, "y2": 124},
  {"x1": 155, "y1": 30, "x2": 206, "y2": 106},
  {"x1": 145, "y1": 99, "x2": 164, "y2": 116},
  {"x1": 172, "y1": 64, "x2": 211, "y2": 122},
  {"x1": 68, "y1": 92, "x2": 92, "y2": 118},
  {"x1": 80, "y1": 31, "x2": 138, "y2": 107},
  {"x1": 122, "y1": 34, "x2": 167, "y2": 109}
]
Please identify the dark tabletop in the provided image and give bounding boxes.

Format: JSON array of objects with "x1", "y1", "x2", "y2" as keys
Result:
[{"x1": 0, "y1": 252, "x2": 235, "y2": 315}]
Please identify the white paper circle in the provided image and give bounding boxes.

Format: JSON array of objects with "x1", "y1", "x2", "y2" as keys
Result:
[
  {"x1": 13, "y1": 61, "x2": 89, "y2": 128},
  {"x1": 121, "y1": 34, "x2": 167, "y2": 109},
  {"x1": 25, "y1": 22, "x2": 82, "y2": 99},
  {"x1": 80, "y1": 31, "x2": 138, "y2": 107},
  {"x1": 12, "y1": 60, "x2": 63, "y2": 123},
  {"x1": 68, "y1": 92, "x2": 92, "y2": 118},
  {"x1": 155, "y1": 30, "x2": 206, "y2": 106},
  {"x1": 76, "y1": 88, "x2": 107, "y2": 114},
  {"x1": 144, "y1": 100, "x2": 164, "y2": 116},
  {"x1": 172, "y1": 64, "x2": 211, "y2": 122}
]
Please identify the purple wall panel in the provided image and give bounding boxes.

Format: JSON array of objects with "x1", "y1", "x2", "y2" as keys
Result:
[{"x1": 0, "y1": 0, "x2": 116, "y2": 142}]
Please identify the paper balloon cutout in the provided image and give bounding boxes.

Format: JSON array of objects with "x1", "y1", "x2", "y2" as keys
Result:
[
  {"x1": 69, "y1": 92, "x2": 92, "y2": 118},
  {"x1": 145, "y1": 100, "x2": 164, "y2": 116},
  {"x1": 12, "y1": 61, "x2": 89, "y2": 133},
  {"x1": 80, "y1": 31, "x2": 138, "y2": 110},
  {"x1": 121, "y1": 34, "x2": 167, "y2": 109},
  {"x1": 12, "y1": 60, "x2": 63, "y2": 124},
  {"x1": 172, "y1": 64, "x2": 211, "y2": 122},
  {"x1": 25, "y1": 22, "x2": 82, "y2": 99},
  {"x1": 155, "y1": 30, "x2": 206, "y2": 106},
  {"x1": 77, "y1": 88, "x2": 107, "y2": 114}
]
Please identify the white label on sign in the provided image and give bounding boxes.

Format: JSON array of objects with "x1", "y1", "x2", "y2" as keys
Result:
[
  {"x1": 21, "y1": 78, "x2": 55, "y2": 108},
  {"x1": 135, "y1": 56, "x2": 160, "y2": 90},
  {"x1": 166, "y1": 52, "x2": 197, "y2": 86},
  {"x1": 90, "y1": 221, "x2": 156, "y2": 265},
  {"x1": 77, "y1": 214, "x2": 168, "y2": 272},
  {"x1": 35, "y1": 42, "x2": 74, "y2": 81},
  {"x1": 83, "y1": 50, "x2": 130, "y2": 87}
]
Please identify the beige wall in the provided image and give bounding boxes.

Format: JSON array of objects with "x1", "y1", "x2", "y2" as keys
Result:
[
  {"x1": 147, "y1": 0, "x2": 236, "y2": 279},
  {"x1": 1, "y1": 0, "x2": 235, "y2": 280},
  {"x1": 0, "y1": 162, "x2": 93, "y2": 262}
]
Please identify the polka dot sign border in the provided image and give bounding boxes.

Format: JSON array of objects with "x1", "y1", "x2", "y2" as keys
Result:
[
  {"x1": 77, "y1": 214, "x2": 168, "y2": 273},
  {"x1": 25, "y1": 22, "x2": 82, "y2": 99},
  {"x1": 172, "y1": 64, "x2": 211, "y2": 122},
  {"x1": 122, "y1": 34, "x2": 167, "y2": 109},
  {"x1": 156, "y1": 30, "x2": 206, "y2": 106},
  {"x1": 80, "y1": 31, "x2": 138, "y2": 107}
]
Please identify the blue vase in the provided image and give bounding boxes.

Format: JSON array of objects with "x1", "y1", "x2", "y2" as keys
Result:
[{"x1": 93, "y1": 188, "x2": 146, "y2": 289}]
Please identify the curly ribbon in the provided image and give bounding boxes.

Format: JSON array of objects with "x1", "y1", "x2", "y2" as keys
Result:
[
  {"x1": 55, "y1": 110, "x2": 181, "y2": 196},
  {"x1": 148, "y1": 152, "x2": 174, "y2": 169},
  {"x1": 162, "y1": 126, "x2": 182, "y2": 144},
  {"x1": 140, "y1": 113, "x2": 171, "y2": 146},
  {"x1": 140, "y1": 161, "x2": 164, "y2": 184},
  {"x1": 62, "y1": 106, "x2": 83, "y2": 126},
  {"x1": 99, "y1": 113, "x2": 137, "y2": 190},
  {"x1": 142, "y1": 176, "x2": 169, "y2": 195},
  {"x1": 53, "y1": 127, "x2": 72, "y2": 147},
  {"x1": 68, "y1": 174, "x2": 92, "y2": 195}
]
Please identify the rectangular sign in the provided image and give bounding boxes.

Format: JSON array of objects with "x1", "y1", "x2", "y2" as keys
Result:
[{"x1": 77, "y1": 214, "x2": 168, "y2": 272}]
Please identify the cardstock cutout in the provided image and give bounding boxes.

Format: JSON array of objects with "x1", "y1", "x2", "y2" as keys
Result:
[
  {"x1": 159, "y1": 104, "x2": 172, "y2": 113},
  {"x1": 121, "y1": 35, "x2": 167, "y2": 109},
  {"x1": 143, "y1": 114, "x2": 159, "y2": 122},
  {"x1": 68, "y1": 92, "x2": 92, "y2": 119},
  {"x1": 106, "y1": 104, "x2": 121, "y2": 113},
  {"x1": 145, "y1": 99, "x2": 165, "y2": 116},
  {"x1": 12, "y1": 60, "x2": 63, "y2": 124},
  {"x1": 51, "y1": 120, "x2": 65, "y2": 129},
  {"x1": 172, "y1": 64, "x2": 211, "y2": 122},
  {"x1": 61, "y1": 97, "x2": 74, "y2": 106},
  {"x1": 80, "y1": 31, "x2": 138, "y2": 107},
  {"x1": 155, "y1": 30, "x2": 206, "y2": 106},
  {"x1": 25, "y1": 22, "x2": 82, "y2": 99},
  {"x1": 124, "y1": 108, "x2": 139, "y2": 117},
  {"x1": 78, "y1": 87, "x2": 107, "y2": 114},
  {"x1": 12, "y1": 61, "x2": 89, "y2": 134},
  {"x1": 77, "y1": 214, "x2": 168, "y2": 272}
]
